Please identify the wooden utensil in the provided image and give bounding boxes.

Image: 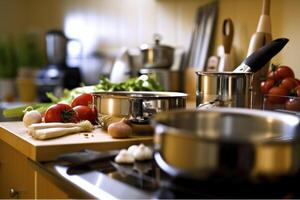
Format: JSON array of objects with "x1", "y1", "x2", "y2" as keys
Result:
[
  {"x1": 247, "y1": 0, "x2": 272, "y2": 56},
  {"x1": 246, "y1": 0, "x2": 272, "y2": 109},
  {"x1": 222, "y1": 18, "x2": 234, "y2": 55},
  {"x1": 218, "y1": 18, "x2": 235, "y2": 71}
]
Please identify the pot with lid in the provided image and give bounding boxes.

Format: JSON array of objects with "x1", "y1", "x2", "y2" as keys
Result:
[{"x1": 140, "y1": 34, "x2": 175, "y2": 69}]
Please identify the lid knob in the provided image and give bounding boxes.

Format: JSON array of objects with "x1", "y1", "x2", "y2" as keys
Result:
[{"x1": 153, "y1": 33, "x2": 162, "y2": 45}]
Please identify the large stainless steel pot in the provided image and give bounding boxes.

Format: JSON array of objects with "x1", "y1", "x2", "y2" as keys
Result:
[
  {"x1": 196, "y1": 72, "x2": 252, "y2": 108},
  {"x1": 140, "y1": 34, "x2": 174, "y2": 69},
  {"x1": 93, "y1": 91, "x2": 186, "y2": 125},
  {"x1": 195, "y1": 38, "x2": 289, "y2": 109},
  {"x1": 153, "y1": 108, "x2": 300, "y2": 183}
]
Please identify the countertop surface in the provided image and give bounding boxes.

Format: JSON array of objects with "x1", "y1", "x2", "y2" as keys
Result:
[
  {"x1": 0, "y1": 121, "x2": 153, "y2": 161},
  {"x1": 32, "y1": 160, "x2": 153, "y2": 199}
]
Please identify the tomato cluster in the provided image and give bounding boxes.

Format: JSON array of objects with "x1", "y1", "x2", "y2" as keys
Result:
[
  {"x1": 44, "y1": 93, "x2": 97, "y2": 123},
  {"x1": 261, "y1": 65, "x2": 300, "y2": 111}
]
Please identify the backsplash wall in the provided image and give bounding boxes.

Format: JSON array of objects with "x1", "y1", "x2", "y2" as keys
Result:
[{"x1": 0, "y1": 0, "x2": 300, "y2": 76}]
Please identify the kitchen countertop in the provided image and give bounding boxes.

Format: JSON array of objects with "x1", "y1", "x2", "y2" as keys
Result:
[
  {"x1": 0, "y1": 122, "x2": 153, "y2": 161},
  {"x1": 31, "y1": 160, "x2": 153, "y2": 199}
]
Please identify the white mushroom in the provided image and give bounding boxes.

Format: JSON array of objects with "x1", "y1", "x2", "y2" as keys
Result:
[
  {"x1": 132, "y1": 144, "x2": 153, "y2": 161},
  {"x1": 114, "y1": 149, "x2": 135, "y2": 164}
]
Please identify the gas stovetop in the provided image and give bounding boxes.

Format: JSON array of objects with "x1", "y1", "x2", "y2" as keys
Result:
[{"x1": 48, "y1": 152, "x2": 300, "y2": 199}]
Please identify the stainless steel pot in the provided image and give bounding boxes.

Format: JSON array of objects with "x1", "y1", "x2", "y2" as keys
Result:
[
  {"x1": 196, "y1": 72, "x2": 253, "y2": 108},
  {"x1": 140, "y1": 34, "x2": 174, "y2": 69},
  {"x1": 139, "y1": 68, "x2": 182, "y2": 92},
  {"x1": 93, "y1": 91, "x2": 187, "y2": 125},
  {"x1": 195, "y1": 38, "x2": 289, "y2": 109},
  {"x1": 153, "y1": 108, "x2": 300, "y2": 183}
]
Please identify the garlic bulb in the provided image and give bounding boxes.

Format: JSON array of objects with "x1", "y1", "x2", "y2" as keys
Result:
[
  {"x1": 23, "y1": 110, "x2": 42, "y2": 128},
  {"x1": 114, "y1": 149, "x2": 135, "y2": 164},
  {"x1": 127, "y1": 145, "x2": 138, "y2": 155},
  {"x1": 132, "y1": 144, "x2": 153, "y2": 161}
]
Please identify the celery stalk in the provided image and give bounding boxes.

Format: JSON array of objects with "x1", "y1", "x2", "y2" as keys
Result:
[{"x1": 3, "y1": 103, "x2": 52, "y2": 118}]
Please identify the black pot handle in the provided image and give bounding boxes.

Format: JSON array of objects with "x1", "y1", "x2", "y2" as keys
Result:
[{"x1": 234, "y1": 38, "x2": 289, "y2": 73}]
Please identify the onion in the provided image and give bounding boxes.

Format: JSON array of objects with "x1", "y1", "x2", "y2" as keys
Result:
[{"x1": 108, "y1": 118, "x2": 132, "y2": 139}]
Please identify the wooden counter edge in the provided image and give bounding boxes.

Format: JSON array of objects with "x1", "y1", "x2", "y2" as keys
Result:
[
  {"x1": 0, "y1": 124, "x2": 37, "y2": 161},
  {"x1": 35, "y1": 137, "x2": 153, "y2": 161},
  {"x1": 0, "y1": 122, "x2": 153, "y2": 162}
]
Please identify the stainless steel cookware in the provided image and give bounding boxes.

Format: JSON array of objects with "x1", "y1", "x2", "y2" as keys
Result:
[
  {"x1": 196, "y1": 38, "x2": 289, "y2": 108},
  {"x1": 93, "y1": 91, "x2": 186, "y2": 124},
  {"x1": 139, "y1": 68, "x2": 182, "y2": 92},
  {"x1": 196, "y1": 72, "x2": 252, "y2": 108},
  {"x1": 153, "y1": 108, "x2": 300, "y2": 183},
  {"x1": 140, "y1": 34, "x2": 174, "y2": 69}
]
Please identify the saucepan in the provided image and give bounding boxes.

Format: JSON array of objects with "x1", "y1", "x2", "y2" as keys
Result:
[
  {"x1": 153, "y1": 108, "x2": 300, "y2": 183},
  {"x1": 93, "y1": 91, "x2": 187, "y2": 126},
  {"x1": 196, "y1": 38, "x2": 289, "y2": 109},
  {"x1": 140, "y1": 34, "x2": 175, "y2": 69}
]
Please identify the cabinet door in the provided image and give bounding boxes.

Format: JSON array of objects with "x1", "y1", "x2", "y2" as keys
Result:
[
  {"x1": 0, "y1": 140, "x2": 35, "y2": 198},
  {"x1": 35, "y1": 172, "x2": 69, "y2": 199}
]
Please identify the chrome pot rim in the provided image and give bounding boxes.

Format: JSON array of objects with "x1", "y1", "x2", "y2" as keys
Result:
[
  {"x1": 93, "y1": 91, "x2": 187, "y2": 99},
  {"x1": 196, "y1": 71, "x2": 253, "y2": 76},
  {"x1": 153, "y1": 108, "x2": 300, "y2": 143}
]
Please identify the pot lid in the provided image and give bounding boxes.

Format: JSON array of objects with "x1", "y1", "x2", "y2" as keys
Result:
[{"x1": 140, "y1": 34, "x2": 174, "y2": 51}]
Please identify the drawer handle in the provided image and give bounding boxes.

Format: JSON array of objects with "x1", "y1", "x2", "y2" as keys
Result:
[{"x1": 9, "y1": 188, "x2": 19, "y2": 198}]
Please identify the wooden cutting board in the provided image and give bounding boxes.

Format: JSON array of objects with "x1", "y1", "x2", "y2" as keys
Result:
[{"x1": 0, "y1": 122, "x2": 153, "y2": 161}]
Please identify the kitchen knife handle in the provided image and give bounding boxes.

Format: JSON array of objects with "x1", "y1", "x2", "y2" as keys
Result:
[{"x1": 242, "y1": 38, "x2": 289, "y2": 73}]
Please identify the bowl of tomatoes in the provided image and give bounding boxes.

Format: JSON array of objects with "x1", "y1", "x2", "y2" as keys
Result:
[{"x1": 261, "y1": 64, "x2": 300, "y2": 112}]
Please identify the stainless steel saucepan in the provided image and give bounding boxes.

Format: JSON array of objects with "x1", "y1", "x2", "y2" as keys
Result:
[
  {"x1": 196, "y1": 72, "x2": 253, "y2": 108},
  {"x1": 93, "y1": 91, "x2": 187, "y2": 125},
  {"x1": 153, "y1": 108, "x2": 300, "y2": 183},
  {"x1": 196, "y1": 38, "x2": 289, "y2": 109},
  {"x1": 140, "y1": 34, "x2": 175, "y2": 69}
]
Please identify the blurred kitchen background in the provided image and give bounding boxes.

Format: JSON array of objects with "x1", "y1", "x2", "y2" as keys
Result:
[{"x1": 0, "y1": 0, "x2": 300, "y2": 105}]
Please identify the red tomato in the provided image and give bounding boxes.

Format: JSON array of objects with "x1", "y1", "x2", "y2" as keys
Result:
[
  {"x1": 285, "y1": 98, "x2": 300, "y2": 111},
  {"x1": 267, "y1": 70, "x2": 280, "y2": 81},
  {"x1": 295, "y1": 79, "x2": 300, "y2": 86},
  {"x1": 260, "y1": 79, "x2": 275, "y2": 94},
  {"x1": 275, "y1": 65, "x2": 295, "y2": 79},
  {"x1": 296, "y1": 86, "x2": 300, "y2": 97},
  {"x1": 73, "y1": 105, "x2": 96, "y2": 124},
  {"x1": 267, "y1": 87, "x2": 289, "y2": 104},
  {"x1": 279, "y1": 77, "x2": 298, "y2": 91},
  {"x1": 267, "y1": 64, "x2": 280, "y2": 80},
  {"x1": 44, "y1": 103, "x2": 78, "y2": 123},
  {"x1": 71, "y1": 93, "x2": 93, "y2": 108}
]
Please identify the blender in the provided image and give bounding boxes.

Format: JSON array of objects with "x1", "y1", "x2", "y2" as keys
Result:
[{"x1": 36, "y1": 30, "x2": 82, "y2": 102}]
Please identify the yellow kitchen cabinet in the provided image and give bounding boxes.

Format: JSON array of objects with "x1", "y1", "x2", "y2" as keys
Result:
[
  {"x1": 35, "y1": 171, "x2": 69, "y2": 199},
  {"x1": 0, "y1": 140, "x2": 70, "y2": 199},
  {"x1": 0, "y1": 140, "x2": 34, "y2": 198}
]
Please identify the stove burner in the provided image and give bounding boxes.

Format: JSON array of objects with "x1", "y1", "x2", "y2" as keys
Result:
[{"x1": 60, "y1": 150, "x2": 300, "y2": 199}]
